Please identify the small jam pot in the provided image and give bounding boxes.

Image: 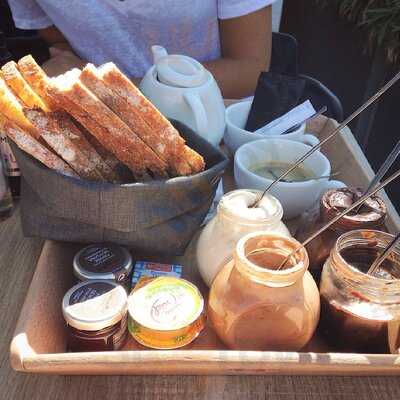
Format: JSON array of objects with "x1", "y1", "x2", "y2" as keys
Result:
[
  {"x1": 73, "y1": 243, "x2": 133, "y2": 288},
  {"x1": 128, "y1": 277, "x2": 205, "y2": 349},
  {"x1": 62, "y1": 280, "x2": 128, "y2": 352},
  {"x1": 320, "y1": 229, "x2": 400, "y2": 353}
]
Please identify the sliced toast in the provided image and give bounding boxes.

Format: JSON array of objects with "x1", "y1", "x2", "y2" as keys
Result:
[
  {"x1": 17, "y1": 55, "x2": 59, "y2": 111},
  {"x1": 80, "y1": 64, "x2": 192, "y2": 176},
  {"x1": 48, "y1": 71, "x2": 169, "y2": 179},
  {"x1": 1, "y1": 61, "x2": 50, "y2": 111},
  {"x1": 98, "y1": 62, "x2": 204, "y2": 174},
  {"x1": 0, "y1": 112, "x2": 78, "y2": 178},
  {"x1": 24, "y1": 108, "x2": 106, "y2": 181},
  {"x1": 0, "y1": 75, "x2": 41, "y2": 139}
]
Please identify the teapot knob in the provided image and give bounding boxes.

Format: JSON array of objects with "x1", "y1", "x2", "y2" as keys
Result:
[{"x1": 151, "y1": 45, "x2": 168, "y2": 64}]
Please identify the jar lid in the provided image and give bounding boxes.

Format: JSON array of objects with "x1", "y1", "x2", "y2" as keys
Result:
[
  {"x1": 62, "y1": 280, "x2": 128, "y2": 331},
  {"x1": 128, "y1": 277, "x2": 204, "y2": 331},
  {"x1": 73, "y1": 243, "x2": 133, "y2": 283}
]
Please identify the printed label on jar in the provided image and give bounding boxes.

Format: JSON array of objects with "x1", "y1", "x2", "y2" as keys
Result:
[
  {"x1": 69, "y1": 281, "x2": 114, "y2": 306},
  {"x1": 79, "y1": 244, "x2": 128, "y2": 275}
]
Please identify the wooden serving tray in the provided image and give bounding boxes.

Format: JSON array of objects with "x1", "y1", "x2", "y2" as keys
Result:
[{"x1": 10, "y1": 118, "x2": 400, "y2": 375}]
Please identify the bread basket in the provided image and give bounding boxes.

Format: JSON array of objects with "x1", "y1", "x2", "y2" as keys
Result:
[{"x1": 12, "y1": 120, "x2": 228, "y2": 255}]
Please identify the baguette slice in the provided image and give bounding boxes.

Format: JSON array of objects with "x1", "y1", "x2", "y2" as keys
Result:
[
  {"x1": 0, "y1": 112, "x2": 78, "y2": 178},
  {"x1": 80, "y1": 64, "x2": 192, "y2": 176},
  {"x1": 17, "y1": 55, "x2": 59, "y2": 111},
  {"x1": 1, "y1": 61, "x2": 50, "y2": 111},
  {"x1": 49, "y1": 71, "x2": 168, "y2": 179},
  {"x1": 24, "y1": 108, "x2": 106, "y2": 181},
  {"x1": 98, "y1": 62, "x2": 204, "y2": 174},
  {"x1": 0, "y1": 76, "x2": 41, "y2": 139}
]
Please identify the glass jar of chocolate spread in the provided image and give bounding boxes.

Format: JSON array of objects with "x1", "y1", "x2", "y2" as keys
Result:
[
  {"x1": 197, "y1": 189, "x2": 291, "y2": 287},
  {"x1": 298, "y1": 188, "x2": 387, "y2": 282},
  {"x1": 208, "y1": 232, "x2": 320, "y2": 351},
  {"x1": 319, "y1": 229, "x2": 400, "y2": 354},
  {"x1": 62, "y1": 281, "x2": 128, "y2": 352}
]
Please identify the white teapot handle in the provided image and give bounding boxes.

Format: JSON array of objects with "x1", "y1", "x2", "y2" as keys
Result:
[{"x1": 184, "y1": 93, "x2": 208, "y2": 141}]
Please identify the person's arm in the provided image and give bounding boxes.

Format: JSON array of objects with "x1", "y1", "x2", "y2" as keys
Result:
[{"x1": 204, "y1": 6, "x2": 272, "y2": 99}]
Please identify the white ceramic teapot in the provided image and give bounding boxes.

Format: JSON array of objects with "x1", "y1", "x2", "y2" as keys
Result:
[{"x1": 140, "y1": 46, "x2": 226, "y2": 146}]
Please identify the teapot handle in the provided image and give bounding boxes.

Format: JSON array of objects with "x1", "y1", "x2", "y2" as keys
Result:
[{"x1": 184, "y1": 93, "x2": 209, "y2": 141}]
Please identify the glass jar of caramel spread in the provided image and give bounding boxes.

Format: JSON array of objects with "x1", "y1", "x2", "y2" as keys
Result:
[
  {"x1": 208, "y1": 232, "x2": 320, "y2": 351},
  {"x1": 197, "y1": 189, "x2": 291, "y2": 287},
  {"x1": 319, "y1": 229, "x2": 400, "y2": 354},
  {"x1": 298, "y1": 188, "x2": 386, "y2": 282}
]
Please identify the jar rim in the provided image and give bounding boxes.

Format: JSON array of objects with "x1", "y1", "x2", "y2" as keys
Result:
[
  {"x1": 332, "y1": 229, "x2": 400, "y2": 293},
  {"x1": 235, "y1": 232, "x2": 308, "y2": 286},
  {"x1": 218, "y1": 189, "x2": 283, "y2": 225}
]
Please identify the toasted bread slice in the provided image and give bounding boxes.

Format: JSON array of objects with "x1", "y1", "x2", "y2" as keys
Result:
[
  {"x1": 49, "y1": 71, "x2": 168, "y2": 179},
  {"x1": 24, "y1": 108, "x2": 106, "y2": 181},
  {"x1": 98, "y1": 62, "x2": 204, "y2": 174},
  {"x1": 80, "y1": 64, "x2": 192, "y2": 176},
  {"x1": 0, "y1": 75, "x2": 41, "y2": 139},
  {"x1": 183, "y1": 145, "x2": 206, "y2": 173},
  {"x1": 0, "y1": 112, "x2": 78, "y2": 178},
  {"x1": 17, "y1": 55, "x2": 59, "y2": 111},
  {"x1": 1, "y1": 61, "x2": 50, "y2": 111}
]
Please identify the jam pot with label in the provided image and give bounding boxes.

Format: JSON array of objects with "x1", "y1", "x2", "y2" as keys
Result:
[{"x1": 73, "y1": 243, "x2": 133, "y2": 288}]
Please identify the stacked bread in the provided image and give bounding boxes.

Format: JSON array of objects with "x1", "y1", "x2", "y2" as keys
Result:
[{"x1": 0, "y1": 56, "x2": 205, "y2": 182}]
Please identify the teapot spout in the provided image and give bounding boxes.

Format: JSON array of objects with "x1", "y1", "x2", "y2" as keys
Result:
[{"x1": 151, "y1": 45, "x2": 168, "y2": 63}]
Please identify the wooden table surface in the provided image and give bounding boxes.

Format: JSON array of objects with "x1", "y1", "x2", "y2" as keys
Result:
[{"x1": 1, "y1": 208, "x2": 400, "y2": 400}]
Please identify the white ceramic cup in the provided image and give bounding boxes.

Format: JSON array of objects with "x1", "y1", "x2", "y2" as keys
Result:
[
  {"x1": 224, "y1": 100, "x2": 320, "y2": 155},
  {"x1": 234, "y1": 138, "x2": 346, "y2": 219}
]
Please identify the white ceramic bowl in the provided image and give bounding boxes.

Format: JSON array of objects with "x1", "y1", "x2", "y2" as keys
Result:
[
  {"x1": 234, "y1": 138, "x2": 345, "y2": 219},
  {"x1": 224, "y1": 100, "x2": 319, "y2": 155}
]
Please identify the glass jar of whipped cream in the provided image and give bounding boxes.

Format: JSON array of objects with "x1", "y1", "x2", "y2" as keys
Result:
[{"x1": 196, "y1": 189, "x2": 291, "y2": 287}]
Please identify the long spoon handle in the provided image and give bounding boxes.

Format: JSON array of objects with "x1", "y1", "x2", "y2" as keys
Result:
[
  {"x1": 252, "y1": 71, "x2": 400, "y2": 208},
  {"x1": 367, "y1": 232, "x2": 400, "y2": 276},
  {"x1": 278, "y1": 168, "x2": 400, "y2": 269}
]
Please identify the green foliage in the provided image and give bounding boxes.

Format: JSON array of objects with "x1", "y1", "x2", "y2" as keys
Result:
[{"x1": 317, "y1": 0, "x2": 400, "y2": 63}]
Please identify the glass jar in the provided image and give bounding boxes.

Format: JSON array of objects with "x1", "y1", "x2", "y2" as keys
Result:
[
  {"x1": 62, "y1": 280, "x2": 128, "y2": 352},
  {"x1": 298, "y1": 188, "x2": 386, "y2": 282},
  {"x1": 319, "y1": 229, "x2": 400, "y2": 354},
  {"x1": 73, "y1": 243, "x2": 133, "y2": 290},
  {"x1": 197, "y1": 189, "x2": 291, "y2": 287},
  {"x1": 208, "y1": 232, "x2": 320, "y2": 351}
]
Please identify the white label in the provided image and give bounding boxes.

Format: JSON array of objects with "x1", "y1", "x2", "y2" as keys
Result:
[
  {"x1": 0, "y1": 133, "x2": 20, "y2": 177},
  {"x1": 255, "y1": 100, "x2": 316, "y2": 136}
]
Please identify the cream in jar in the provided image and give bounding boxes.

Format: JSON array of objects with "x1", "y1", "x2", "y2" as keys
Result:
[{"x1": 197, "y1": 189, "x2": 291, "y2": 287}]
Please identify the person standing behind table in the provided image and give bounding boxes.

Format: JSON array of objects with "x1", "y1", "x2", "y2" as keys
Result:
[{"x1": 7, "y1": 0, "x2": 276, "y2": 99}]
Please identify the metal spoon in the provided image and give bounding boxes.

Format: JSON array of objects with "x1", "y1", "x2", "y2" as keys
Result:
[
  {"x1": 354, "y1": 139, "x2": 400, "y2": 213},
  {"x1": 367, "y1": 232, "x2": 400, "y2": 276},
  {"x1": 281, "y1": 106, "x2": 328, "y2": 135},
  {"x1": 251, "y1": 71, "x2": 400, "y2": 208},
  {"x1": 277, "y1": 168, "x2": 400, "y2": 270}
]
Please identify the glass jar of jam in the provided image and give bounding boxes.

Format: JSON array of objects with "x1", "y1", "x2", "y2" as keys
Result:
[
  {"x1": 73, "y1": 243, "x2": 133, "y2": 290},
  {"x1": 208, "y1": 232, "x2": 320, "y2": 351},
  {"x1": 197, "y1": 189, "x2": 291, "y2": 287},
  {"x1": 62, "y1": 280, "x2": 128, "y2": 352},
  {"x1": 298, "y1": 188, "x2": 386, "y2": 282},
  {"x1": 319, "y1": 229, "x2": 400, "y2": 354}
]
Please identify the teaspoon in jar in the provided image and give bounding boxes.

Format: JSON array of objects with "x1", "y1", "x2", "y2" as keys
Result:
[
  {"x1": 277, "y1": 168, "x2": 400, "y2": 270},
  {"x1": 367, "y1": 232, "x2": 400, "y2": 276}
]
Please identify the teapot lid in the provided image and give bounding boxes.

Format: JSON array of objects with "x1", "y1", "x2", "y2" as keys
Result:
[{"x1": 151, "y1": 45, "x2": 207, "y2": 88}]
